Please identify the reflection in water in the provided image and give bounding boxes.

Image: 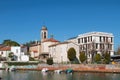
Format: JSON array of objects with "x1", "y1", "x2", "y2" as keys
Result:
[{"x1": 0, "y1": 70, "x2": 120, "y2": 80}]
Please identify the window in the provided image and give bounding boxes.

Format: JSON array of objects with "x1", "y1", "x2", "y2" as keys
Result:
[
  {"x1": 88, "y1": 44, "x2": 90, "y2": 50},
  {"x1": 110, "y1": 44, "x2": 112, "y2": 50},
  {"x1": 100, "y1": 44, "x2": 104, "y2": 49},
  {"x1": 103, "y1": 36, "x2": 105, "y2": 42},
  {"x1": 84, "y1": 37, "x2": 87, "y2": 43},
  {"x1": 44, "y1": 32, "x2": 46, "y2": 38},
  {"x1": 100, "y1": 36, "x2": 102, "y2": 42},
  {"x1": 106, "y1": 37, "x2": 108, "y2": 42},
  {"x1": 91, "y1": 36, "x2": 92, "y2": 41},
  {"x1": 82, "y1": 38, "x2": 83, "y2": 43},
  {"x1": 96, "y1": 43, "x2": 98, "y2": 49},
  {"x1": 78, "y1": 38, "x2": 80, "y2": 43},
  {"x1": 1, "y1": 52, "x2": 3, "y2": 54},
  {"x1": 108, "y1": 44, "x2": 112, "y2": 50},
  {"x1": 111, "y1": 37, "x2": 113, "y2": 42},
  {"x1": 80, "y1": 45, "x2": 82, "y2": 50},
  {"x1": 16, "y1": 49, "x2": 18, "y2": 53}
]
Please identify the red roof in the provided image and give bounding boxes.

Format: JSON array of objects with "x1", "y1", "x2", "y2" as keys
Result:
[
  {"x1": 0, "y1": 46, "x2": 11, "y2": 51},
  {"x1": 30, "y1": 50, "x2": 38, "y2": 53},
  {"x1": 33, "y1": 50, "x2": 38, "y2": 53},
  {"x1": 43, "y1": 38, "x2": 59, "y2": 42}
]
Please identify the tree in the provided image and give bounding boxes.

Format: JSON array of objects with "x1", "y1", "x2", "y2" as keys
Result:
[
  {"x1": 94, "y1": 54, "x2": 101, "y2": 63},
  {"x1": 90, "y1": 40, "x2": 96, "y2": 63},
  {"x1": 47, "y1": 58, "x2": 53, "y2": 65},
  {"x1": 103, "y1": 52, "x2": 111, "y2": 64},
  {"x1": 67, "y1": 48, "x2": 76, "y2": 61},
  {"x1": 2, "y1": 39, "x2": 20, "y2": 46},
  {"x1": 79, "y1": 51, "x2": 87, "y2": 63}
]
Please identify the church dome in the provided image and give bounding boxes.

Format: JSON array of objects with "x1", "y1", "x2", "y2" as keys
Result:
[{"x1": 41, "y1": 26, "x2": 47, "y2": 30}]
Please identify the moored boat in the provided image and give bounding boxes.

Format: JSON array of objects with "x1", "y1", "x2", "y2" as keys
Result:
[
  {"x1": 41, "y1": 68, "x2": 48, "y2": 72},
  {"x1": 54, "y1": 69, "x2": 63, "y2": 74}
]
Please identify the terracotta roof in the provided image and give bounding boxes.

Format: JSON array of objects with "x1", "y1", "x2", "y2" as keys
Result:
[
  {"x1": 0, "y1": 46, "x2": 11, "y2": 51},
  {"x1": 30, "y1": 50, "x2": 38, "y2": 53},
  {"x1": 33, "y1": 50, "x2": 38, "y2": 53},
  {"x1": 43, "y1": 38, "x2": 59, "y2": 42}
]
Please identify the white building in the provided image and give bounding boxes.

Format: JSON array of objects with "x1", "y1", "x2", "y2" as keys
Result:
[
  {"x1": 0, "y1": 45, "x2": 29, "y2": 61},
  {"x1": 77, "y1": 32, "x2": 114, "y2": 55},
  {"x1": 49, "y1": 31, "x2": 114, "y2": 63},
  {"x1": 11, "y1": 46, "x2": 29, "y2": 61},
  {"x1": 0, "y1": 46, "x2": 11, "y2": 59}
]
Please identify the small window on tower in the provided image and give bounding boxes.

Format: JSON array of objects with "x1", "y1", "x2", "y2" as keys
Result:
[{"x1": 44, "y1": 32, "x2": 46, "y2": 38}]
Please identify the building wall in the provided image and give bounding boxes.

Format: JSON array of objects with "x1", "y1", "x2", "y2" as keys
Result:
[
  {"x1": 21, "y1": 47, "x2": 28, "y2": 54},
  {"x1": 29, "y1": 45, "x2": 41, "y2": 58},
  {"x1": 0, "y1": 51, "x2": 10, "y2": 58},
  {"x1": 11, "y1": 47, "x2": 21, "y2": 56},
  {"x1": 49, "y1": 43, "x2": 69, "y2": 63},
  {"x1": 41, "y1": 42, "x2": 58, "y2": 53},
  {"x1": 49, "y1": 42, "x2": 80, "y2": 63}
]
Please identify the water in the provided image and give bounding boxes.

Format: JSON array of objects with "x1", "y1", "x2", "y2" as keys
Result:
[{"x1": 0, "y1": 70, "x2": 120, "y2": 80}]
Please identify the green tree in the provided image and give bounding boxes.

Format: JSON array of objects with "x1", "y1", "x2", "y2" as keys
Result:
[
  {"x1": 94, "y1": 54, "x2": 101, "y2": 63},
  {"x1": 79, "y1": 51, "x2": 87, "y2": 63},
  {"x1": 2, "y1": 39, "x2": 20, "y2": 46},
  {"x1": 67, "y1": 48, "x2": 76, "y2": 61},
  {"x1": 47, "y1": 58, "x2": 53, "y2": 65},
  {"x1": 103, "y1": 52, "x2": 111, "y2": 64}
]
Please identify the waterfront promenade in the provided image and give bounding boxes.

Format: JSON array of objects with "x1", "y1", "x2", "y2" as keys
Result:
[{"x1": 17, "y1": 64, "x2": 120, "y2": 73}]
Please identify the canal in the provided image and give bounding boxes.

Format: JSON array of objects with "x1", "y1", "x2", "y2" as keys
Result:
[{"x1": 0, "y1": 70, "x2": 120, "y2": 80}]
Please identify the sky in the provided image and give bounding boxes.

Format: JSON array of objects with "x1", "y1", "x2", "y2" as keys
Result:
[{"x1": 0, "y1": 0, "x2": 120, "y2": 50}]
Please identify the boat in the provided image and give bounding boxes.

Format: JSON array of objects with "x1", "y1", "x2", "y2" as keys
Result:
[
  {"x1": 41, "y1": 68, "x2": 48, "y2": 72},
  {"x1": 65, "y1": 68, "x2": 73, "y2": 74},
  {"x1": 54, "y1": 69, "x2": 63, "y2": 74},
  {"x1": 6, "y1": 66, "x2": 16, "y2": 71}
]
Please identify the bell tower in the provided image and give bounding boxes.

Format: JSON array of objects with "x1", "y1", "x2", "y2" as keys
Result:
[{"x1": 41, "y1": 25, "x2": 48, "y2": 42}]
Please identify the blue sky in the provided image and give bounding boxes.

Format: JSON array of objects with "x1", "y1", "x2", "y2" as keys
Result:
[{"x1": 0, "y1": 0, "x2": 120, "y2": 50}]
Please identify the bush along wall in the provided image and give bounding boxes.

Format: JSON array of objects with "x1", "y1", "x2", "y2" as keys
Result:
[{"x1": 47, "y1": 58, "x2": 53, "y2": 65}]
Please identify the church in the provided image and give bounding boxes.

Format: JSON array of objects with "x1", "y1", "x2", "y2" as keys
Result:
[{"x1": 29, "y1": 26, "x2": 60, "y2": 62}]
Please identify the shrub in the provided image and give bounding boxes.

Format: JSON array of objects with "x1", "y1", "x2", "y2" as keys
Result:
[
  {"x1": 67, "y1": 48, "x2": 76, "y2": 61},
  {"x1": 79, "y1": 51, "x2": 87, "y2": 63},
  {"x1": 47, "y1": 58, "x2": 53, "y2": 65},
  {"x1": 29, "y1": 57, "x2": 35, "y2": 61},
  {"x1": 94, "y1": 54, "x2": 101, "y2": 64}
]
